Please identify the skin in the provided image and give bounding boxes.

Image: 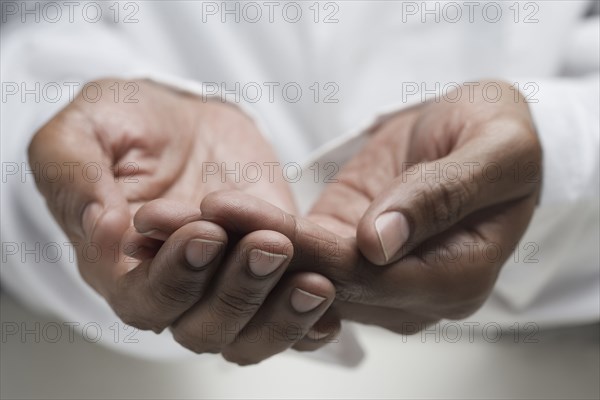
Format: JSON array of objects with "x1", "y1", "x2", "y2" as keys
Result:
[
  {"x1": 30, "y1": 79, "x2": 542, "y2": 364},
  {"x1": 147, "y1": 80, "x2": 542, "y2": 335},
  {"x1": 28, "y1": 79, "x2": 337, "y2": 365}
]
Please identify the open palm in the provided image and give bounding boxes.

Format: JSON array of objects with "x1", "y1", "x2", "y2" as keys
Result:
[{"x1": 29, "y1": 78, "x2": 295, "y2": 319}]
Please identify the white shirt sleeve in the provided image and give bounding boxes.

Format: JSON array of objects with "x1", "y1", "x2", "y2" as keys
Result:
[
  {"x1": 530, "y1": 9, "x2": 599, "y2": 206},
  {"x1": 303, "y1": 9, "x2": 600, "y2": 327},
  {"x1": 488, "y1": 11, "x2": 599, "y2": 325}
]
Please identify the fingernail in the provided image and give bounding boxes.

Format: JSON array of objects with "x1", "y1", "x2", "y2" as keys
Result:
[
  {"x1": 185, "y1": 239, "x2": 223, "y2": 270},
  {"x1": 138, "y1": 229, "x2": 168, "y2": 241},
  {"x1": 290, "y1": 288, "x2": 326, "y2": 313},
  {"x1": 248, "y1": 249, "x2": 287, "y2": 277},
  {"x1": 375, "y1": 211, "x2": 410, "y2": 263},
  {"x1": 81, "y1": 202, "x2": 103, "y2": 239}
]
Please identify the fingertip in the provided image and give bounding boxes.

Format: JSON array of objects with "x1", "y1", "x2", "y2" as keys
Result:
[
  {"x1": 139, "y1": 229, "x2": 169, "y2": 241},
  {"x1": 199, "y1": 189, "x2": 238, "y2": 213},
  {"x1": 199, "y1": 189, "x2": 248, "y2": 229},
  {"x1": 357, "y1": 210, "x2": 410, "y2": 266},
  {"x1": 242, "y1": 230, "x2": 294, "y2": 260},
  {"x1": 288, "y1": 273, "x2": 335, "y2": 314},
  {"x1": 184, "y1": 238, "x2": 225, "y2": 270},
  {"x1": 172, "y1": 220, "x2": 229, "y2": 247},
  {"x1": 134, "y1": 199, "x2": 202, "y2": 237},
  {"x1": 356, "y1": 214, "x2": 388, "y2": 266},
  {"x1": 121, "y1": 227, "x2": 161, "y2": 260},
  {"x1": 165, "y1": 220, "x2": 229, "y2": 270}
]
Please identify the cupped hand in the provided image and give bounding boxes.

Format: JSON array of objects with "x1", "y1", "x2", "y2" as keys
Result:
[
  {"x1": 28, "y1": 78, "x2": 299, "y2": 339},
  {"x1": 125, "y1": 198, "x2": 338, "y2": 365},
  {"x1": 199, "y1": 80, "x2": 542, "y2": 333}
]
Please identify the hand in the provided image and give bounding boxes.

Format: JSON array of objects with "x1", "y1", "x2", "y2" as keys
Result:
[
  {"x1": 126, "y1": 199, "x2": 339, "y2": 365},
  {"x1": 28, "y1": 78, "x2": 302, "y2": 341},
  {"x1": 309, "y1": 80, "x2": 542, "y2": 329},
  {"x1": 200, "y1": 80, "x2": 542, "y2": 332}
]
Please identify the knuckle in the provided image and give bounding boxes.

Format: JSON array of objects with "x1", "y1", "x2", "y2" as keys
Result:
[
  {"x1": 152, "y1": 277, "x2": 203, "y2": 309},
  {"x1": 289, "y1": 213, "x2": 302, "y2": 246},
  {"x1": 148, "y1": 246, "x2": 207, "y2": 309},
  {"x1": 269, "y1": 322, "x2": 297, "y2": 344},
  {"x1": 110, "y1": 279, "x2": 166, "y2": 332},
  {"x1": 202, "y1": 190, "x2": 240, "y2": 214},
  {"x1": 111, "y1": 299, "x2": 164, "y2": 332},
  {"x1": 209, "y1": 286, "x2": 264, "y2": 320},
  {"x1": 419, "y1": 174, "x2": 472, "y2": 232},
  {"x1": 112, "y1": 303, "x2": 155, "y2": 331},
  {"x1": 318, "y1": 242, "x2": 363, "y2": 293}
]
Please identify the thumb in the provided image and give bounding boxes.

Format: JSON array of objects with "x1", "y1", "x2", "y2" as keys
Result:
[
  {"x1": 28, "y1": 109, "x2": 129, "y2": 243},
  {"x1": 356, "y1": 155, "x2": 532, "y2": 266}
]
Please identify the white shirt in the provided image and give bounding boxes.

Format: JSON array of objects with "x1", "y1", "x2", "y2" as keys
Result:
[{"x1": 1, "y1": 0, "x2": 598, "y2": 361}]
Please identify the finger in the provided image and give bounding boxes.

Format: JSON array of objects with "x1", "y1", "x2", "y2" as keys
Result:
[
  {"x1": 133, "y1": 198, "x2": 202, "y2": 241},
  {"x1": 308, "y1": 117, "x2": 413, "y2": 233},
  {"x1": 199, "y1": 190, "x2": 431, "y2": 309},
  {"x1": 200, "y1": 190, "x2": 478, "y2": 311},
  {"x1": 123, "y1": 199, "x2": 203, "y2": 259},
  {"x1": 200, "y1": 190, "x2": 533, "y2": 316},
  {"x1": 357, "y1": 128, "x2": 542, "y2": 265},
  {"x1": 121, "y1": 226, "x2": 162, "y2": 260},
  {"x1": 222, "y1": 272, "x2": 335, "y2": 365},
  {"x1": 200, "y1": 190, "x2": 362, "y2": 291},
  {"x1": 292, "y1": 309, "x2": 341, "y2": 352},
  {"x1": 384, "y1": 195, "x2": 537, "y2": 319},
  {"x1": 111, "y1": 220, "x2": 227, "y2": 332},
  {"x1": 171, "y1": 230, "x2": 292, "y2": 354}
]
